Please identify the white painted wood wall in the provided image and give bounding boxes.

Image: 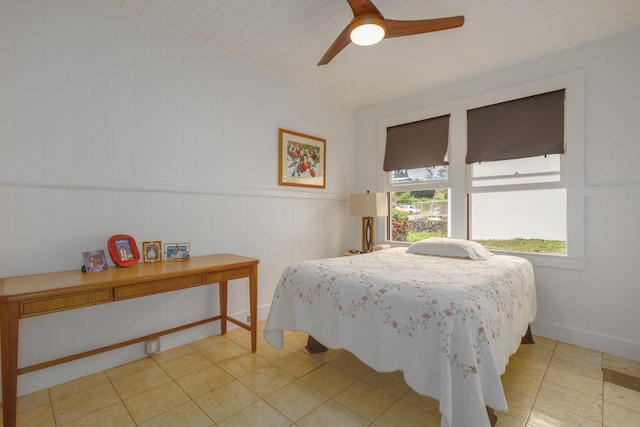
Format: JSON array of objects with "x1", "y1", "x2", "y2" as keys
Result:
[{"x1": 0, "y1": 0, "x2": 355, "y2": 398}]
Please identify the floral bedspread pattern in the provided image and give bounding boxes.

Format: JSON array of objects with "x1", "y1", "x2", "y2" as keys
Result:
[{"x1": 264, "y1": 248, "x2": 536, "y2": 427}]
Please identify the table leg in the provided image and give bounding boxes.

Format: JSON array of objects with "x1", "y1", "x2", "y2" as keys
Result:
[
  {"x1": 249, "y1": 267, "x2": 258, "y2": 352},
  {"x1": 219, "y1": 280, "x2": 228, "y2": 335},
  {"x1": 1, "y1": 302, "x2": 20, "y2": 427}
]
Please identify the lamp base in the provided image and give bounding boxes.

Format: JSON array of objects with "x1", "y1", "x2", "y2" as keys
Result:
[{"x1": 361, "y1": 216, "x2": 375, "y2": 253}]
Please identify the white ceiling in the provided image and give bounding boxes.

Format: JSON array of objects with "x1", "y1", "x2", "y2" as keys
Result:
[{"x1": 105, "y1": 0, "x2": 640, "y2": 108}]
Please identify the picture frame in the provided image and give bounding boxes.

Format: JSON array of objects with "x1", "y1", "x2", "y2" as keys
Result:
[
  {"x1": 142, "y1": 241, "x2": 162, "y2": 263},
  {"x1": 82, "y1": 250, "x2": 108, "y2": 273},
  {"x1": 163, "y1": 243, "x2": 190, "y2": 261},
  {"x1": 278, "y1": 128, "x2": 326, "y2": 188},
  {"x1": 107, "y1": 234, "x2": 140, "y2": 267}
]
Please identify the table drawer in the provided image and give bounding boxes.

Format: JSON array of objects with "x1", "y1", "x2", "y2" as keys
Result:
[
  {"x1": 207, "y1": 268, "x2": 251, "y2": 283},
  {"x1": 21, "y1": 289, "x2": 113, "y2": 317},
  {"x1": 115, "y1": 274, "x2": 206, "y2": 300}
]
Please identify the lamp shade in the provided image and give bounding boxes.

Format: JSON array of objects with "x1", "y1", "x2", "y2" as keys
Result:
[{"x1": 350, "y1": 193, "x2": 388, "y2": 217}]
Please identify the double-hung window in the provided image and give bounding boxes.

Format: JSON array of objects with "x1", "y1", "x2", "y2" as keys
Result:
[
  {"x1": 466, "y1": 89, "x2": 567, "y2": 254},
  {"x1": 384, "y1": 115, "x2": 451, "y2": 242}
]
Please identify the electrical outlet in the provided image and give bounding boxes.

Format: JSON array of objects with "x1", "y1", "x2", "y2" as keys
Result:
[
  {"x1": 144, "y1": 338, "x2": 161, "y2": 355},
  {"x1": 246, "y1": 315, "x2": 251, "y2": 323}
]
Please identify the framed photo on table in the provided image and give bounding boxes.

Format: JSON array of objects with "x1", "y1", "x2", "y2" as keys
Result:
[
  {"x1": 142, "y1": 241, "x2": 162, "y2": 263},
  {"x1": 82, "y1": 250, "x2": 108, "y2": 273},
  {"x1": 278, "y1": 128, "x2": 326, "y2": 189},
  {"x1": 164, "y1": 243, "x2": 190, "y2": 261},
  {"x1": 107, "y1": 234, "x2": 140, "y2": 267}
]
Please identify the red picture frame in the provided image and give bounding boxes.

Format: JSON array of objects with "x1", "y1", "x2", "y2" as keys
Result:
[{"x1": 107, "y1": 234, "x2": 140, "y2": 267}]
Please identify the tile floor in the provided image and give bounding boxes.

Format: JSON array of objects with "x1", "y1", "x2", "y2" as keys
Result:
[{"x1": 4, "y1": 320, "x2": 640, "y2": 426}]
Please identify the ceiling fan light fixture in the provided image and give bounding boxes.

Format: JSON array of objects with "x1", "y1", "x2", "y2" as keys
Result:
[{"x1": 349, "y1": 15, "x2": 386, "y2": 46}]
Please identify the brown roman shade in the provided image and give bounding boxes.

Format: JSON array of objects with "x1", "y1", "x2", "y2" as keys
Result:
[
  {"x1": 466, "y1": 89, "x2": 565, "y2": 164},
  {"x1": 383, "y1": 114, "x2": 450, "y2": 172}
]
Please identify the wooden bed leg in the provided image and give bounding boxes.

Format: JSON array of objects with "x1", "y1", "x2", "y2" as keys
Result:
[
  {"x1": 305, "y1": 335, "x2": 328, "y2": 354},
  {"x1": 486, "y1": 407, "x2": 497, "y2": 427},
  {"x1": 521, "y1": 325, "x2": 535, "y2": 345}
]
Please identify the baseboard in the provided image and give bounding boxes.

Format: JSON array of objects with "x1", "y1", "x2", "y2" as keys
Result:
[{"x1": 531, "y1": 319, "x2": 640, "y2": 362}]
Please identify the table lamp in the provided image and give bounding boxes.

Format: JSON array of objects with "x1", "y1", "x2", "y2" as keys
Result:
[{"x1": 350, "y1": 191, "x2": 388, "y2": 252}]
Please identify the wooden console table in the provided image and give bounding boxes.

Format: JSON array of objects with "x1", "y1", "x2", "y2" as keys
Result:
[{"x1": 0, "y1": 253, "x2": 259, "y2": 427}]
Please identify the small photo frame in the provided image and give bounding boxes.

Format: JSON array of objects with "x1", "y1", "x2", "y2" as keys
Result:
[
  {"x1": 82, "y1": 250, "x2": 108, "y2": 273},
  {"x1": 142, "y1": 241, "x2": 162, "y2": 263},
  {"x1": 164, "y1": 243, "x2": 190, "y2": 261},
  {"x1": 107, "y1": 234, "x2": 141, "y2": 267},
  {"x1": 278, "y1": 128, "x2": 326, "y2": 188}
]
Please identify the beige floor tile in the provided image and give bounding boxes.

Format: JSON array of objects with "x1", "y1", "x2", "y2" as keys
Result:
[
  {"x1": 400, "y1": 389, "x2": 440, "y2": 417},
  {"x1": 532, "y1": 336, "x2": 558, "y2": 352},
  {"x1": 175, "y1": 364, "x2": 235, "y2": 398},
  {"x1": 604, "y1": 382, "x2": 640, "y2": 412},
  {"x1": 105, "y1": 357, "x2": 157, "y2": 381},
  {"x1": 360, "y1": 370, "x2": 410, "y2": 397},
  {"x1": 603, "y1": 400, "x2": 640, "y2": 426},
  {"x1": 52, "y1": 382, "x2": 121, "y2": 425},
  {"x1": 297, "y1": 399, "x2": 370, "y2": 427},
  {"x1": 17, "y1": 390, "x2": 50, "y2": 414},
  {"x1": 138, "y1": 401, "x2": 214, "y2": 427},
  {"x1": 15, "y1": 403, "x2": 55, "y2": 427},
  {"x1": 528, "y1": 399, "x2": 601, "y2": 427},
  {"x1": 272, "y1": 350, "x2": 325, "y2": 378},
  {"x1": 334, "y1": 379, "x2": 398, "y2": 421},
  {"x1": 544, "y1": 365, "x2": 603, "y2": 399},
  {"x1": 301, "y1": 364, "x2": 358, "y2": 397},
  {"x1": 499, "y1": 387, "x2": 535, "y2": 423},
  {"x1": 217, "y1": 399, "x2": 292, "y2": 427},
  {"x1": 535, "y1": 381, "x2": 603, "y2": 424},
  {"x1": 285, "y1": 332, "x2": 312, "y2": 350},
  {"x1": 59, "y1": 401, "x2": 135, "y2": 427},
  {"x1": 506, "y1": 353, "x2": 549, "y2": 380},
  {"x1": 49, "y1": 372, "x2": 110, "y2": 402},
  {"x1": 225, "y1": 326, "x2": 250, "y2": 340},
  {"x1": 218, "y1": 352, "x2": 271, "y2": 378},
  {"x1": 492, "y1": 412, "x2": 528, "y2": 427},
  {"x1": 309, "y1": 347, "x2": 347, "y2": 363},
  {"x1": 123, "y1": 381, "x2": 191, "y2": 424},
  {"x1": 501, "y1": 368, "x2": 544, "y2": 399},
  {"x1": 189, "y1": 334, "x2": 227, "y2": 352},
  {"x1": 550, "y1": 352, "x2": 603, "y2": 381},
  {"x1": 151, "y1": 343, "x2": 197, "y2": 364},
  {"x1": 555, "y1": 342, "x2": 602, "y2": 365},
  {"x1": 373, "y1": 398, "x2": 440, "y2": 427},
  {"x1": 265, "y1": 380, "x2": 329, "y2": 422},
  {"x1": 194, "y1": 380, "x2": 260, "y2": 423},
  {"x1": 233, "y1": 330, "x2": 269, "y2": 350},
  {"x1": 256, "y1": 342, "x2": 297, "y2": 363},
  {"x1": 199, "y1": 339, "x2": 250, "y2": 363},
  {"x1": 111, "y1": 365, "x2": 173, "y2": 400},
  {"x1": 159, "y1": 351, "x2": 214, "y2": 379},
  {"x1": 513, "y1": 345, "x2": 554, "y2": 365},
  {"x1": 239, "y1": 364, "x2": 297, "y2": 397},
  {"x1": 329, "y1": 352, "x2": 373, "y2": 378}
]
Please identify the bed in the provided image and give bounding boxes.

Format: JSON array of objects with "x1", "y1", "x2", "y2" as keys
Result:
[{"x1": 264, "y1": 242, "x2": 536, "y2": 427}]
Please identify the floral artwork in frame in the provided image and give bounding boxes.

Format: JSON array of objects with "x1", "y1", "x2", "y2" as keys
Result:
[{"x1": 278, "y1": 128, "x2": 326, "y2": 188}]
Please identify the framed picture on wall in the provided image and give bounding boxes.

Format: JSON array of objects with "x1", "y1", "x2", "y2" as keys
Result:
[
  {"x1": 278, "y1": 128, "x2": 326, "y2": 188},
  {"x1": 142, "y1": 241, "x2": 162, "y2": 263},
  {"x1": 164, "y1": 243, "x2": 190, "y2": 261}
]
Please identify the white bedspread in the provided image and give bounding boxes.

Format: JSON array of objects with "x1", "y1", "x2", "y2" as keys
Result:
[{"x1": 264, "y1": 248, "x2": 536, "y2": 427}]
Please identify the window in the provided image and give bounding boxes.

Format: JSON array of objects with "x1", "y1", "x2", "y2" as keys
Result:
[
  {"x1": 466, "y1": 90, "x2": 566, "y2": 255},
  {"x1": 384, "y1": 115, "x2": 451, "y2": 243}
]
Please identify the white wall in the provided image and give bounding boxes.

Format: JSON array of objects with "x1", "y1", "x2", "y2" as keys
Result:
[
  {"x1": 0, "y1": 0, "x2": 355, "y2": 398},
  {"x1": 355, "y1": 29, "x2": 640, "y2": 362}
]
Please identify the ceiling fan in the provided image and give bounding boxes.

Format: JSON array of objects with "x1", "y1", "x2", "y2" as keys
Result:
[{"x1": 318, "y1": 0, "x2": 464, "y2": 65}]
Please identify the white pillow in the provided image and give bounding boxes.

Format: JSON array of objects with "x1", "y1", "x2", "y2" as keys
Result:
[{"x1": 407, "y1": 238, "x2": 493, "y2": 260}]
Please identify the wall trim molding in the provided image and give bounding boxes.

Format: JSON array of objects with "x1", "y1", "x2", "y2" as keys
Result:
[{"x1": 0, "y1": 172, "x2": 347, "y2": 202}]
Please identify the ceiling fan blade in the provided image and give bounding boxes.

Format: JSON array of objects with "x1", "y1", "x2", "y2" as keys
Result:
[
  {"x1": 318, "y1": 25, "x2": 352, "y2": 65},
  {"x1": 346, "y1": 0, "x2": 381, "y2": 17},
  {"x1": 385, "y1": 16, "x2": 464, "y2": 38}
]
